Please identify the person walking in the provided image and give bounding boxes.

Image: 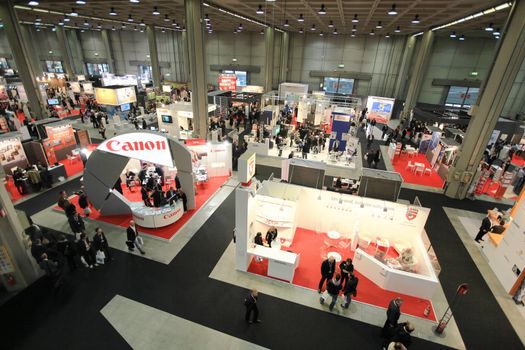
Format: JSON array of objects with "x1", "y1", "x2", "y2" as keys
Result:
[
  {"x1": 373, "y1": 149, "x2": 381, "y2": 169},
  {"x1": 320, "y1": 273, "x2": 342, "y2": 311},
  {"x1": 318, "y1": 256, "x2": 336, "y2": 293},
  {"x1": 68, "y1": 212, "x2": 85, "y2": 240},
  {"x1": 383, "y1": 297, "x2": 403, "y2": 338},
  {"x1": 341, "y1": 273, "x2": 359, "y2": 309},
  {"x1": 244, "y1": 289, "x2": 261, "y2": 324},
  {"x1": 126, "y1": 220, "x2": 145, "y2": 254},
  {"x1": 98, "y1": 123, "x2": 106, "y2": 140},
  {"x1": 77, "y1": 187, "x2": 91, "y2": 217},
  {"x1": 367, "y1": 133, "x2": 374, "y2": 149},
  {"x1": 77, "y1": 233, "x2": 96, "y2": 268},
  {"x1": 93, "y1": 227, "x2": 112, "y2": 262}
]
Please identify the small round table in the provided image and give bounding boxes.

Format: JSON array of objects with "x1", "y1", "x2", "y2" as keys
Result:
[
  {"x1": 327, "y1": 230, "x2": 341, "y2": 239},
  {"x1": 327, "y1": 251, "x2": 342, "y2": 262}
]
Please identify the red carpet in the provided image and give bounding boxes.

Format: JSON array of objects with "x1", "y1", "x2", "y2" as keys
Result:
[
  {"x1": 56, "y1": 176, "x2": 230, "y2": 240},
  {"x1": 248, "y1": 228, "x2": 437, "y2": 322},
  {"x1": 511, "y1": 154, "x2": 525, "y2": 167},
  {"x1": 391, "y1": 153, "x2": 444, "y2": 189}
]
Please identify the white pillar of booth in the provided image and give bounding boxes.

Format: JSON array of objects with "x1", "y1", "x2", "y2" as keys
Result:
[{"x1": 235, "y1": 185, "x2": 254, "y2": 271}]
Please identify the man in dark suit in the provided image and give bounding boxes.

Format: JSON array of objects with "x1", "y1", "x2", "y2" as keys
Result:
[
  {"x1": 383, "y1": 297, "x2": 403, "y2": 338},
  {"x1": 165, "y1": 187, "x2": 177, "y2": 206},
  {"x1": 126, "y1": 220, "x2": 145, "y2": 255},
  {"x1": 391, "y1": 321, "x2": 414, "y2": 348},
  {"x1": 475, "y1": 212, "x2": 492, "y2": 243},
  {"x1": 318, "y1": 256, "x2": 336, "y2": 293},
  {"x1": 244, "y1": 289, "x2": 261, "y2": 324}
]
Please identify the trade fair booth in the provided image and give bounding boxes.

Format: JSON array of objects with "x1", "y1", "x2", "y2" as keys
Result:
[
  {"x1": 365, "y1": 96, "x2": 395, "y2": 124},
  {"x1": 94, "y1": 86, "x2": 137, "y2": 125},
  {"x1": 156, "y1": 102, "x2": 217, "y2": 139},
  {"x1": 235, "y1": 154, "x2": 440, "y2": 317}
]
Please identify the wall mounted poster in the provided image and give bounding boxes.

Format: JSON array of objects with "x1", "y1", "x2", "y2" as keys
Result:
[
  {"x1": 0, "y1": 138, "x2": 27, "y2": 166},
  {"x1": 366, "y1": 96, "x2": 395, "y2": 124},
  {"x1": 218, "y1": 74, "x2": 237, "y2": 91}
]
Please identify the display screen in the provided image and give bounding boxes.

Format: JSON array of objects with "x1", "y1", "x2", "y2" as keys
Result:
[
  {"x1": 371, "y1": 101, "x2": 392, "y2": 113},
  {"x1": 463, "y1": 87, "x2": 479, "y2": 106},
  {"x1": 47, "y1": 98, "x2": 59, "y2": 106},
  {"x1": 121, "y1": 103, "x2": 131, "y2": 112},
  {"x1": 337, "y1": 78, "x2": 354, "y2": 95},
  {"x1": 323, "y1": 77, "x2": 354, "y2": 95},
  {"x1": 323, "y1": 77, "x2": 339, "y2": 93},
  {"x1": 162, "y1": 115, "x2": 173, "y2": 123},
  {"x1": 445, "y1": 86, "x2": 478, "y2": 107},
  {"x1": 221, "y1": 70, "x2": 247, "y2": 87}
]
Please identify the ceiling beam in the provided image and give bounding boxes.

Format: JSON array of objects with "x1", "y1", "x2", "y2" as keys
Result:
[
  {"x1": 336, "y1": 0, "x2": 346, "y2": 27},
  {"x1": 362, "y1": 0, "x2": 381, "y2": 29}
]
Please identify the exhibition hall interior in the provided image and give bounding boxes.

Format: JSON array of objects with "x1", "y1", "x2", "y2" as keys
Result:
[{"x1": 1, "y1": 0, "x2": 525, "y2": 349}]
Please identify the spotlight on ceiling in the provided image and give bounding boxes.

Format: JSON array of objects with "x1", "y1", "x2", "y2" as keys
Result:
[
  {"x1": 256, "y1": 5, "x2": 264, "y2": 15},
  {"x1": 450, "y1": 31, "x2": 457, "y2": 38},
  {"x1": 318, "y1": 4, "x2": 326, "y2": 15},
  {"x1": 485, "y1": 23, "x2": 494, "y2": 31},
  {"x1": 352, "y1": 14, "x2": 359, "y2": 23},
  {"x1": 152, "y1": 7, "x2": 160, "y2": 15},
  {"x1": 109, "y1": 7, "x2": 117, "y2": 16},
  {"x1": 459, "y1": 34, "x2": 465, "y2": 41},
  {"x1": 298, "y1": 14, "x2": 304, "y2": 22},
  {"x1": 394, "y1": 25, "x2": 401, "y2": 33},
  {"x1": 376, "y1": 21, "x2": 382, "y2": 29},
  {"x1": 412, "y1": 15, "x2": 420, "y2": 24},
  {"x1": 388, "y1": 4, "x2": 397, "y2": 15}
]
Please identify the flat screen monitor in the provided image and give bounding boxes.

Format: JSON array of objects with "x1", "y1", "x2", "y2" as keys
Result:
[
  {"x1": 162, "y1": 115, "x2": 173, "y2": 124},
  {"x1": 47, "y1": 98, "x2": 59, "y2": 106},
  {"x1": 323, "y1": 77, "x2": 339, "y2": 93},
  {"x1": 121, "y1": 103, "x2": 131, "y2": 111}
]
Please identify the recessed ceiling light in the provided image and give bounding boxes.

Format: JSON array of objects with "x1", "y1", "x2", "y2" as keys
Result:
[
  {"x1": 70, "y1": 8, "x2": 78, "y2": 16},
  {"x1": 153, "y1": 7, "x2": 160, "y2": 15},
  {"x1": 311, "y1": 24, "x2": 316, "y2": 31},
  {"x1": 256, "y1": 5, "x2": 264, "y2": 15},
  {"x1": 28, "y1": 1, "x2": 39, "y2": 6},
  {"x1": 297, "y1": 14, "x2": 304, "y2": 22},
  {"x1": 352, "y1": 14, "x2": 359, "y2": 23},
  {"x1": 376, "y1": 21, "x2": 382, "y2": 29},
  {"x1": 411, "y1": 15, "x2": 420, "y2": 24},
  {"x1": 318, "y1": 4, "x2": 326, "y2": 15},
  {"x1": 109, "y1": 7, "x2": 117, "y2": 16},
  {"x1": 459, "y1": 34, "x2": 465, "y2": 41},
  {"x1": 394, "y1": 25, "x2": 401, "y2": 33},
  {"x1": 388, "y1": 4, "x2": 397, "y2": 15},
  {"x1": 485, "y1": 23, "x2": 494, "y2": 31},
  {"x1": 328, "y1": 20, "x2": 334, "y2": 28},
  {"x1": 450, "y1": 31, "x2": 457, "y2": 38},
  {"x1": 284, "y1": 19, "x2": 289, "y2": 27},
  {"x1": 128, "y1": 14, "x2": 134, "y2": 22}
]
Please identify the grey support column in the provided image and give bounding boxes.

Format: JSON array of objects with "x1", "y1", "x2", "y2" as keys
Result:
[
  {"x1": 445, "y1": 0, "x2": 525, "y2": 199},
  {"x1": 185, "y1": 0, "x2": 208, "y2": 138},
  {"x1": 279, "y1": 31, "x2": 290, "y2": 83},
  {"x1": 394, "y1": 35, "x2": 416, "y2": 99},
  {"x1": 264, "y1": 27, "x2": 275, "y2": 92},
  {"x1": 146, "y1": 25, "x2": 162, "y2": 89},
  {"x1": 71, "y1": 30, "x2": 87, "y2": 75},
  {"x1": 55, "y1": 26, "x2": 75, "y2": 78},
  {"x1": 401, "y1": 31, "x2": 434, "y2": 119},
  {"x1": 19, "y1": 25, "x2": 42, "y2": 78},
  {"x1": 101, "y1": 29, "x2": 116, "y2": 74},
  {"x1": 0, "y1": 1, "x2": 46, "y2": 118}
]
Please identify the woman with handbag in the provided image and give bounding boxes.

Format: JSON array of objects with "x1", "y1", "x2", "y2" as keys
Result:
[
  {"x1": 341, "y1": 273, "x2": 359, "y2": 309},
  {"x1": 93, "y1": 227, "x2": 111, "y2": 263}
]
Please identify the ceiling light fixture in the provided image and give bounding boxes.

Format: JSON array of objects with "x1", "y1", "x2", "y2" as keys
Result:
[
  {"x1": 109, "y1": 7, "x2": 117, "y2": 16},
  {"x1": 153, "y1": 7, "x2": 160, "y2": 15},
  {"x1": 256, "y1": 5, "x2": 264, "y2": 15},
  {"x1": 97, "y1": 23, "x2": 101, "y2": 28},
  {"x1": 311, "y1": 24, "x2": 316, "y2": 31},
  {"x1": 394, "y1": 25, "x2": 401, "y2": 33},
  {"x1": 121, "y1": 24, "x2": 126, "y2": 29},
  {"x1": 412, "y1": 15, "x2": 420, "y2": 24},
  {"x1": 370, "y1": 29, "x2": 375, "y2": 35},
  {"x1": 69, "y1": 8, "x2": 78, "y2": 16},
  {"x1": 76, "y1": 0, "x2": 86, "y2": 4},
  {"x1": 352, "y1": 14, "x2": 359, "y2": 23},
  {"x1": 260, "y1": 29, "x2": 264, "y2": 34},
  {"x1": 485, "y1": 22, "x2": 494, "y2": 31},
  {"x1": 205, "y1": 14, "x2": 210, "y2": 22},
  {"x1": 495, "y1": 35, "x2": 500, "y2": 39},
  {"x1": 284, "y1": 19, "x2": 289, "y2": 27},
  {"x1": 112, "y1": 26, "x2": 116, "y2": 31},
  {"x1": 328, "y1": 20, "x2": 334, "y2": 28},
  {"x1": 161, "y1": 29, "x2": 166, "y2": 33},
  {"x1": 128, "y1": 14, "x2": 134, "y2": 22},
  {"x1": 351, "y1": 33, "x2": 355, "y2": 37},
  {"x1": 432, "y1": 3, "x2": 511, "y2": 32},
  {"x1": 130, "y1": 0, "x2": 140, "y2": 3},
  {"x1": 172, "y1": 19, "x2": 177, "y2": 26},
  {"x1": 493, "y1": 28, "x2": 501, "y2": 35},
  {"x1": 333, "y1": 28, "x2": 338, "y2": 35},
  {"x1": 385, "y1": 33, "x2": 390, "y2": 38},
  {"x1": 319, "y1": 32, "x2": 324, "y2": 36},
  {"x1": 63, "y1": 17, "x2": 70, "y2": 22},
  {"x1": 450, "y1": 31, "x2": 457, "y2": 38},
  {"x1": 36, "y1": 27, "x2": 40, "y2": 31},
  {"x1": 376, "y1": 21, "x2": 382, "y2": 28},
  {"x1": 58, "y1": 20, "x2": 64, "y2": 26},
  {"x1": 299, "y1": 27, "x2": 304, "y2": 34},
  {"x1": 238, "y1": 23, "x2": 243, "y2": 30},
  {"x1": 35, "y1": 15, "x2": 41, "y2": 22},
  {"x1": 140, "y1": 28, "x2": 144, "y2": 33},
  {"x1": 28, "y1": 1, "x2": 39, "y2": 6},
  {"x1": 297, "y1": 14, "x2": 304, "y2": 22},
  {"x1": 459, "y1": 34, "x2": 465, "y2": 41},
  {"x1": 84, "y1": 20, "x2": 89, "y2": 26},
  {"x1": 388, "y1": 4, "x2": 397, "y2": 15},
  {"x1": 140, "y1": 19, "x2": 145, "y2": 26},
  {"x1": 318, "y1": 4, "x2": 326, "y2": 15},
  {"x1": 352, "y1": 25, "x2": 356, "y2": 32}
]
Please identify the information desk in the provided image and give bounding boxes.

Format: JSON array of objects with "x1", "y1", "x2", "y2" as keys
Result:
[
  {"x1": 248, "y1": 245, "x2": 299, "y2": 282},
  {"x1": 48, "y1": 163, "x2": 67, "y2": 180},
  {"x1": 130, "y1": 201, "x2": 184, "y2": 229},
  {"x1": 353, "y1": 248, "x2": 438, "y2": 299}
]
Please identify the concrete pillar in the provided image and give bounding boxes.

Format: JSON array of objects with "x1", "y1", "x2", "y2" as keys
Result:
[
  {"x1": 101, "y1": 29, "x2": 116, "y2": 74},
  {"x1": 264, "y1": 27, "x2": 275, "y2": 92},
  {"x1": 19, "y1": 25, "x2": 42, "y2": 78},
  {"x1": 0, "y1": 1, "x2": 46, "y2": 118},
  {"x1": 0, "y1": 167, "x2": 40, "y2": 292},
  {"x1": 146, "y1": 25, "x2": 162, "y2": 89},
  {"x1": 185, "y1": 0, "x2": 208, "y2": 138},
  {"x1": 71, "y1": 30, "x2": 87, "y2": 75},
  {"x1": 55, "y1": 26, "x2": 75, "y2": 79},
  {"x1": 445, "y1": 0, "x2": 525, "y2": 199},
  {"x1": 394, "y1": 35, "x2": 416, "y2": 99},
  {"x1": 401, "y1": 31, "x2": 434, "y2": 118},
  {"x1": 279, "y1": 31, "x2": 290, "y2": 83}
]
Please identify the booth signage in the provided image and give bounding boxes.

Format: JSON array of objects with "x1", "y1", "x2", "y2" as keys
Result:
[
  {"x1": 406, "y1": 207, "x2": 419, "y2": 221},
  {"x1": 218, "y1": 74, "x2": 237, "y2": 91},
  {"x1": 98, "y1": 133, "x2": 174, "y2": 167}
]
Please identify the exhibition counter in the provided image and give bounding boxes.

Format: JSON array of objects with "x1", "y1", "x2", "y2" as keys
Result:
[
  {"x1": 131, "y1": 201, "x2": 184, "y2": 229},
  {"x1": 247, "y1": 245, "x2": 299, "y2": 281}
]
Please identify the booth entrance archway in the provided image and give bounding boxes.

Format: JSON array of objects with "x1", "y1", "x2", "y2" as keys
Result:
[{"x1": 83, "y1": 131, "x2": 196, "y2": 228}]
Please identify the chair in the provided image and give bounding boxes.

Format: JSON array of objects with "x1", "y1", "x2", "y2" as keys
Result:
[
  {"x1": 414, "y1": 166, "x2": 424, "y2": 176},
  {"x1": 406, "y1": 161, "x2": 415, "y2": 173},
  {"x1": 424, "y1": 168, "x2": 432, "y2": 176}
]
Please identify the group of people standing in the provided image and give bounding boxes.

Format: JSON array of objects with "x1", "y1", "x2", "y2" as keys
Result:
[{"x1": 318, "y1": 256, "x2": 359, "y2": 311}]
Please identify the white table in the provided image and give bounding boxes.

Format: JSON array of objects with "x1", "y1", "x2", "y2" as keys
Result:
[
  {"x1": 248, "y1": 245, "x2": 298, "y2": 281},
  {"x1": 328, "y1": 251, "x2": 342, "y2": 262},
  {"x1": 414, "y1": 162, "x2": 425, "y2": 175},
  {"x1": 131, "y1": 201, "x2": 185, "y2": 228},
  {"x1": 327, "y1": 230, "x2": 341, "y2": 239}
]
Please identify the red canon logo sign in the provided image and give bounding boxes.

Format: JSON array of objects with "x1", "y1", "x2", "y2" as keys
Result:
[
  {"x1": 106, "y1": 140, "x2": 167, "y2": 152},
  {"x1": 163, "y1": 208, "x2": 181, "y2": 219}
]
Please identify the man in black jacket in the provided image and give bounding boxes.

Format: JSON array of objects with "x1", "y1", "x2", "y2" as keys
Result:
[
  {"x1": 341, "y1": 273, "x2": 359, "y2": 309},
  {"x1": 126, "y1": 220, "x2": 145, "y2": 255},
  {"x1": 391, "y1": 322, "x2": 414, "y2": 348},
  {"x1": 93, "y1": 227, "x2": 111, "y2": 262},
  {"x1": 320, "y1": 273, "x2": 342, "y2": 311},
  {"x1": 244, "y1": 289, "x2": 261, "y2": 324},
  {"x1": 339, "y1": 258, "x2": 354, "y2": 290},
  {"x1": 475, "y1": 213, "x2": 492, "y2": 243},
  {"x1": 383, "y1": 297, "x2": 403, "y2": 338},
  {"x1": 318, "y1": 256, "x2": 336, "y2": 293},
  {"x1": 68, "y1": 212, "x2": 85, "y2": 240}
]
